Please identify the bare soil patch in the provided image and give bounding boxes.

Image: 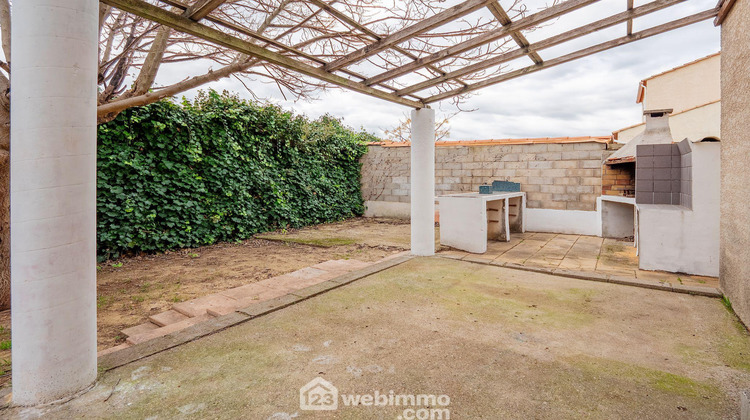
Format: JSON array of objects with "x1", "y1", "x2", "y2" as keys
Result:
[{"x1": 0, "y1": 218, "x2": 408, "y2": 390}]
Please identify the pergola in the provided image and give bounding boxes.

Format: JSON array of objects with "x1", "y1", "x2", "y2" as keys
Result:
[{"x1": 11, "y1": 0, "x2": 721, "y2": 406}]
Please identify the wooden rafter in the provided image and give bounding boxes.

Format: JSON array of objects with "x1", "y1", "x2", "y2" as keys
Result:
[
  {"x1": 307, "y1": 0, "x2": 468, "y2": 88},
  {"x1": 626, "y1": 0, "x2": 634, "y2": 35},
  {"x1": 156, "y1": 0, "x2": 426, "y2": 100},
  {"x1": 323, "y1": 0, "x2": 496, "y2": 72},
  {"x1": 101, "y1": 0, "x2": 719, "y2": 109},
  {"x1": 423, "y1": 8, "x2": 719, "y2": 103},
  {"x1": 363, "y1": 0, "x2": 599, "y2": 87},
  {"x1": 487, "y1": 1, "x2": 543, "y2": 65},
  {"x1": 396, "y1": 0, "x2": 686, "y2": 97},
  {"x1": 101, "y1": 0, "x2": 426, "y2": 108},
  {"x1": 715, "y1": 0, "x2": 737, "y2": 25},
  {"x1": 184, "y1": 0, "x2": 226, "y2": 20}
]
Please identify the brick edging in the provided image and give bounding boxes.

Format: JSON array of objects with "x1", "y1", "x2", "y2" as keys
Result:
[{"x1": 98, "y1": 255, "x2": 414, "y2": 371}]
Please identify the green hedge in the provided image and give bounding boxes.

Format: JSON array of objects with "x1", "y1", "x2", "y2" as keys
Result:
[{"x1": 97, "y1": 90, "x2": 373, "y2": 260}]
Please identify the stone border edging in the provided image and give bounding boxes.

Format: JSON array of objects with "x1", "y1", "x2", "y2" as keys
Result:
[
  {"x1": 439, "y1": 254, "x2": 723, "y2": 298},
  {"x1": 98, "y1": 254, "x2": 414, "y2": 371}
]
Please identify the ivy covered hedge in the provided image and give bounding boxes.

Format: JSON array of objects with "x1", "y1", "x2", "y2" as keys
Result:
[{"x1": 97, "y1": 91, "x2": 374, "y2": 260}]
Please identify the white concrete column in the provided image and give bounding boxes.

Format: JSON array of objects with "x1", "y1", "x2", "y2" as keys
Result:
[
  {"x1": 11, "y1": 0, "x2": 99, "y2": 405},
  {"x1": 410, "y1": 108, "x2": 435, "y2": 256}
]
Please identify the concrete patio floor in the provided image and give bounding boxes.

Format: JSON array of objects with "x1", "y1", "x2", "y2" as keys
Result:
[
  {"x1": 441, "y1": 233, "x2": 719, "y2": 289},
  {"x1": 11, "y1": 257, "x2": 748, "y2": 419},
  {"x1": 254, "y1": 218, "x2": 717, "y2": 289}
]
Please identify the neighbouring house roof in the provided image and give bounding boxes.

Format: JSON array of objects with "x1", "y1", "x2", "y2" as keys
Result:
[
  {"x1": 636, "y1": 52, "x2": 721, "y2": 104},
  {"x1": 369, "y1": 136, "x2": 612, "y2": 148}
]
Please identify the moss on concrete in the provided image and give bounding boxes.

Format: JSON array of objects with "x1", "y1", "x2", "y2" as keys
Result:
[{"x1": 20, "y1": 257, "x2": 750, "y2": 419}]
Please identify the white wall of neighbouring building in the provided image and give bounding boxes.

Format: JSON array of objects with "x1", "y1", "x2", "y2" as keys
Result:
[{"x1": 639, "y1": 53, "x2": 721, "y2": 114}]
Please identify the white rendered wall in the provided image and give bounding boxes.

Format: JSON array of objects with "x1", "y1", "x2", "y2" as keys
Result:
[
  {"x1": 364, "y1": 200, "x2": 411, "y2": 219},
  {"x1": 669, "y1": 102, "x2": 721, "y2": 141},
  {"x1": 524, "y1": 208, "x2": 602, "y2": 236},
  {"x1": 410, "y1": 109, "x2": 435, "y2": 256},
  {"x1": 643, "y1": 54, "x2": 720, "y2": 113},
  {"x1": 601, "y1": 200, "x2": 635, "y2": 239},
  {"x1": 638, "y1": 142, "x2": 720, "y2": 276},
  {"x1": 365, "y1": 200, "x2": 602, "y2": 237},
  {"x1": 11, "y1": 0, "x2": 99, "y2": 405}
]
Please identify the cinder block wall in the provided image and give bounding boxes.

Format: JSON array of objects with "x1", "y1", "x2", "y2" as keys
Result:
[{"x1": 361, "y1": 141, "x2": 611, "y2": 211}]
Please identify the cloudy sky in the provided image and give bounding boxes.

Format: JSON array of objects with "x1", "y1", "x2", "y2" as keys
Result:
[{"x1": 156, "y1": 0, "x2": 720, "y2": 141}]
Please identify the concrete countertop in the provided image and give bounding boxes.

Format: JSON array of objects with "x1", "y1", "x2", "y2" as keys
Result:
[{"x1": 438, "y1": 191, "x2": 525, "y2": 201}]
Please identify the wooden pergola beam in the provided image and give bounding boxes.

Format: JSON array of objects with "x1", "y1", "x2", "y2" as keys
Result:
[
  {"x1": 102, "y1": 0, "x2": 426, "y2": 108},
  {"x1": 157, "y1": 0, "x2": 427, "y2": 100},
  {"x1": 323, "y1": 0, "x2": 496, "y2": 72},
  {"x1": 714, "y1": 0, "x2": 737, "y2": 25},
  {"x1": 158, "y1": 0, "x2": 320, "y2": 61},
  {"x1": 307, "y1": 0, "x2": 467, "y2": 87},
  {"x1": 423, "y1": 8, "x2": 719, "y2": 104},
  {"x1": 396, "y1": 0, "x2": 686, "y2": 97},
  {"x1": 626, "y1": 0, "x2": 634, "y2": 35},
  {"x1": 487, "y1": 1, "x2": 543, "y2": 65},
  {"x1": 184, "y1": 0, "x2": 226, "y2": 20},
  {"x1": 363, "y1": 0, "x2": 599, "y2": 87}
]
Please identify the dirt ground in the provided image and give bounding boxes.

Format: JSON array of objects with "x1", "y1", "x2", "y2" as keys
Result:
[
  {"x1": 0, "y1": 218, "x2": 409, "y2": 389},
  {"x1": 17, "y1": 257, "x2": 750, "y2": 419}
]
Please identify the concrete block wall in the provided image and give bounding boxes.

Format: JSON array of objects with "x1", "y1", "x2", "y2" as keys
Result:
[{"x1": 361, "y1": 140, "x2": 610, "y2": 212}]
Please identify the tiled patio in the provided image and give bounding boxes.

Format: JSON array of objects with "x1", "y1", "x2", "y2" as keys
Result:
[{"x1": 440, "y1": 233, "x2": 719, "y2": 289}]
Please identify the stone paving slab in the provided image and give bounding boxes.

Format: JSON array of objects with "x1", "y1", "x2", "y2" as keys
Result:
[
  {"x1": 311, "y1": 259, "x2": 370, "y2": 272},
  {"x1": 448, "y1": 255, "x2": 722, "y2": 297},
  {"x1": 149, "y1": 310, "x2": 189, "y2": 327},
  {"x1": 442, "y1": 233, "x2": 719, "y2": 290},
  {"x1": 126, "y1": 314, "x2": 213, "y2": 345},
  {"x1": 172, "y1": 294, "x2": 238, "y2": 318},
  {"x1": 121, "y1": 322, "x2": 158, "y2": 338},
  {"x1": 280, "y1": 266, "x2": 327, "y2": 280},
  {"x1": 97, "y1": 343, "x2": 131, "y2": 357},
  {"x1": 218, "y1": 283, "x2": 287, "y2": 302}
]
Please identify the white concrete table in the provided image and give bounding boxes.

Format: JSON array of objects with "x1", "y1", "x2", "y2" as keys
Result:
[{"x1": 438, "y1": 191, "x2": 526, "y2": 253}]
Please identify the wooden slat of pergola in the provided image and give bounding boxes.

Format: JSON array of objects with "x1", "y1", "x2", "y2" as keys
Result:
[
  {"x1": 103, "y1": 0, "x2": 427, "y2": 107},
  {"x1": 395, "y1": 0, "x2": 688, "y2": 97},
  {"x1": 361, "y1": 0, "x2": 599, "y2": 87},
  {"x1": 103, "y1": 0, "x2": 720, "y2": 108},
  {"x1": 423, "y1": 9, "x2": 719, "y2": 103},
  {"x1": 323, "y1": 0, "x2": 496, "y2": 72},
  {"x1": 184, "y1": 0, "x2": 227, "y2": 19},
  {"x1": 156, "y1": 0, "x2": 429, "y2": 101},
  {"x1": 304, "y1": 0, "x2": 469, "y2": 90},
  {"x1": 487, "y1": 0, "x2": 543, "y2": 66}
]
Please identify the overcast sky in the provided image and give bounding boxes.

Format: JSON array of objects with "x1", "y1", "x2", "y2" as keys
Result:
[{"x1": 155, "y1": 0, "x2": 720, "y2": 141}]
